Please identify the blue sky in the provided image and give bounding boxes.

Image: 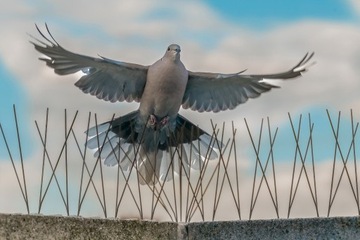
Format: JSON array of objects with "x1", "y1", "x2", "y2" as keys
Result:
[
  {"x1": 207, "y1": 0, "x2": 357, "y2": 27},
  {"x1": 0, "y1": 0, "x2": 359, "y2": 161},
  {"x1": 0, "y1": 59, "x2": 32, "y2": 159}
]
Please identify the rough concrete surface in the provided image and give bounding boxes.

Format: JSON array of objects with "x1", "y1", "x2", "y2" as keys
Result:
[
  {"x1": 186, "y1": 217, "x2": 360, "y2": 240},
  {"x1": 0, "y1": 214, "x2": 359, "y2": 239},
  {"x1": 0, "y1": 214, "x2": 179, "y2": 240}
]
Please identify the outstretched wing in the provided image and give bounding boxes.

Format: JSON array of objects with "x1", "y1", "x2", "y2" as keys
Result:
[
  {"x1": 182, "y1": 52, "x2": 314, "y2": 112},
  {"x1": 31, "y1": 24, "x2": 148, "y2": 103}
]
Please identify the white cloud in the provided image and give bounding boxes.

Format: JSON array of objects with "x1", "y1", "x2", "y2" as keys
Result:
[
  {"x1": 348, "y1": 0, "x2": 360, "y2": 16},
  {"x1": 1, "y1": 1, "x2": 359, "y2": 152},
  {"x1": 1, "y1": 0, "x2": 360, "y2": 219}
]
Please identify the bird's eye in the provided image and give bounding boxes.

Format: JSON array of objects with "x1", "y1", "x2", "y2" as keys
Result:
[{"x1": 167, "y1": 47, "x2": 170, "y2": 51}]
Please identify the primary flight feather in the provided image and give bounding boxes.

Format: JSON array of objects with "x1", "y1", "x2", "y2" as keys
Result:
[{"x1": 31, "y1": 24, "x2": 314, "y2": 185}]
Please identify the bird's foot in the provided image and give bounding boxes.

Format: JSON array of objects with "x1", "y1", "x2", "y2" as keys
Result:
[
  {"x1": 147, "y1": 115, "x2": 169, "y2": 129},
  {"x1": 159, "y1": 116, "x2": 169, "y2": 126},
  {"x1": 148, "y1": 114, "x2": 157, "y2": 126}
]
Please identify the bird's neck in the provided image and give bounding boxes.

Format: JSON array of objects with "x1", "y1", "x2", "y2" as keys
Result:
[{"x1": 163, "y1": 53, "x2": 180, "y2": 63}]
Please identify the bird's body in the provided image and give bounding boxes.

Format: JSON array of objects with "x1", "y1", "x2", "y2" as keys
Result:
[
  {"x1": 31, "y1": 25, "x2": 314, "y2": 185},
  {"x1": 139, "y1": 44, "x2": 188, "y2": 123},
  {"x1": 136, "y1": 44, "x2": 189, "y2": 183}
]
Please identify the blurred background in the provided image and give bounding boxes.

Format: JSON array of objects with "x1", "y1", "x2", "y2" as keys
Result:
[{"x1": 0, "y1": 0, "x2": 359, "y2": 221}]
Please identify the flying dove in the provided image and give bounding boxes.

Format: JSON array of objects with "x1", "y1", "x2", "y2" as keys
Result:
[{"x1": 31, "y1": 25, "x2": 314, "y2": 185}]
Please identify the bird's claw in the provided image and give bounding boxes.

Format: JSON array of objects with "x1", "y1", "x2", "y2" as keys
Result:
[
  {"x1": 160, "y1": 116, "x2": 169, "y2": 126},
  {"x1": 149, "y1": 114, "x2": 157, "y2": 126},
  {"x1": 147, "y1": 114, "x2": 169, "y2": 129}
]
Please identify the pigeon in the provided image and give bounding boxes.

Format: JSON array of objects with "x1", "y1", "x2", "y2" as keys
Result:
[{"x1": 31, "y1": 24, "x2": 314, "y2": 185}]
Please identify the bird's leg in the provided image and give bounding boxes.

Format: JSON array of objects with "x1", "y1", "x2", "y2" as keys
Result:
[
  {"x1": 159, "y1": 116, "x2": 169, "y2": 127},
  {"x1": 147, "y1": 115, "x2": 169, "y2": 130},
  {"x1": 148, "y1": 114, "x2": 157, "y2": 127}
]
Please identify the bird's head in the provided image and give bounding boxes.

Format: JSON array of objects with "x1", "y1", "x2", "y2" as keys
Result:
[{"x1": 164, "y1": 44, "x2": 181, "y2": 62}]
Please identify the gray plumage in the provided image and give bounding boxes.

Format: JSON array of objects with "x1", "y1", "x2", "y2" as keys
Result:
[{"x1": 31, "y1": 24, "x2": 314, "y2": 185}]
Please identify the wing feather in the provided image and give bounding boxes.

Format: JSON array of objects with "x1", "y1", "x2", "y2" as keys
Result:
[
  {"x1": 31, "y1": 24, "x2": 148, "y2": 103},
  {"x1": 182, "y1": 53, "x2": 314, "y2": 112}
]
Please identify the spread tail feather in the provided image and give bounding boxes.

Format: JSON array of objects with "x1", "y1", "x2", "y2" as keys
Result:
[
  {"x1": 86, "y1": 112, "x2": 222, "y2": 185},
  {"x1": 138, "y1": 148, "x2": 162, "y2": 185}
]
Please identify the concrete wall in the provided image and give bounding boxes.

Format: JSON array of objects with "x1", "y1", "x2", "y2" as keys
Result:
[{"x1": 1, "y1": 213, "x2": 359, "y2": 239}]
